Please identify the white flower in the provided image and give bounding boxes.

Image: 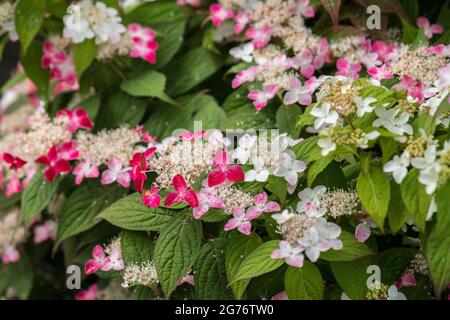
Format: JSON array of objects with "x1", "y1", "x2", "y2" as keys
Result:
[
  {"x1": 296, "y1": 186, "x2": 327, "y2": 217},
  {"x1": 245, "y1": 156, "x2": 269, "y2": 182},
  {"x1": 317, "y1": 137, "x2": 336, "y2": 156},
  {"x1": 272, "y1": 209, "x2": 295, "y2": 224},
  {"x1": 229, "y1": 42, "x2": 254, "y2": 63},
  {"x1": 297, "y1": 222, "x2": 342, "y2": 262},
  {"x1": 373, "y1": 106, "x2": 413, "y2": 136},
  {"x1": 354, "y1": 97, "x2": 377, "y2": 117},
  {"x1": 233, "y1": 134, "x2": 257, "y2": 164},
  {"x1": 383, "y1": 152, "x2": 410, "y2": 183},
  {"x1": 411, "y1": 144, "x2": 437, "y2": 169},
  {"x1": 387, "y1": 285, "x2": 407, "y2": 300},
  {"x1": 273, "y1": 152, "x2": 306, "y2": 186},
  {"x1": 310, "y1": 103, "x2": 339, "y2": 130},
  {"x1": 418, "y1": 165, "x2": 441, "y2": 195},
  {"x1": 63, "y1": 0, "x2": 126, "y2": 44},
  {"x1": 357, "y1": 130, "x2": 380, "y2": 149}
]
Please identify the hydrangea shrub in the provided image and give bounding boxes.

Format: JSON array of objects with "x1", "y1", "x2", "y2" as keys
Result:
[{"x1": 0, "y1": 0, "x2": 449, "y2": 300}]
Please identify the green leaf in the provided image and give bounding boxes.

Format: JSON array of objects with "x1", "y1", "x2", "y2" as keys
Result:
[
  {"x1": 121, "y1": 70, "x2": 175, "y2": 104},
  {"x1": 266, "y1": 176, "x2": 287, "y2": 205},
  {"x1": 401, "y1": 19, "x2": 418, "y2": 44},
  {"x1": 293, "y1": 136, "x2": 323, "y2": 163},
  {"x1": 164, "y1": 47, "x2": 223, "y2": 96},
  {"x1": 21, "y1": 170, "x2": 59, "y2": 222},
  {"x1": 154, "y1": 213, "x2": 202, "y2": 298},
  {"x1": 312, "y1": 161, "x2": 347, "y2": 189},
  {"x1": 98, "y1": 193, "x2": 175, "y2": 231},
  {"x1": 194, "y1": 239, "x2": 233, "y2": 300},
  {"x1": 20, "y1": 41, "x2": 49, "y2": 97},
  {"x1": 307, "y1": 156, "x2": 334, "y2": 187},
  {"x1": 94, "y1": 92, "x2": 148, "y2": 130},
  {"x1": 74, "y1": 39, "x2": 97, "y2": 80},
  {"x1": 320, "y1": 231, "x2": 374, "y2": 261},
  {"x1": 378, "y1": 247, "x2": 415, "y2": 284},
  {"x1": 5, "y1": 247, "x2": 33, "y2": 299},
  {"x1": 424, "y1": 182, "x2": 450, "y2": 296},
  {"x1": 153, "y1": 18, "x2": 187, "y2": 69},
  {"x1": 387, "y1": 181, "x2": 409, "y2": 233},
  {"x1": 380, "y1": 137, "x2": 398, "y2": 164},
  {"x1": 120, "y1": 230, "x2": 153, "y2": 265},
  {"x1": 356, "y1": 164, "x2": 390, "y2": 230},
  {"x1": 276, "y1": 105, "x2": 301, "y2": 137},
  {"x1": 125, "y1": 2, "x2": 185, "y2": 25},
  {"x1": 330, "y1": 255, "x2": 376, "y2": 300},
  {"x1": 15, "y1": 0, "x2": 46, "y2": 53},
  {"x1": 285, "y1": 262, "x2": 324, "y2": 300},
  {"x1": 56, "y1": 182, "x2": 127, "y2": 247},
  {"x1": 232, "y1": 240, "x2": 283, "y2": 282},
  {"x1": 225, "y1": 233, "x2": 262, "y2": 299},
  {"x1": 144, "y1": 93, "x2": 226, "y2": 139},
  {"x1": 400, "y1": 168, "x2": 431, "y2": 231}
]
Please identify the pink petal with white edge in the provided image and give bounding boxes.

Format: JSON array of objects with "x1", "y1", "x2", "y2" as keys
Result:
[
  {"x1": 224, "y1": 218, "x2": 239, "y2": 232},
  {"x1": 355, "y1": 223, "x2": 371, "y2": 243}
]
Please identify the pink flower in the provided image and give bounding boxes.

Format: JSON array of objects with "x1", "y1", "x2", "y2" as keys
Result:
[
  {"x1": 2, "y1": 152, "x2": 26, "y2": 170},
  {"x1": 313, "y1": 38, "x2": 332, "y2": 69},
  {"x1": 355, "y1": 214, "x2": 378, "y2": 243},
  {"x1": 101, "y1": 157, "x2": 131, "y2": 188},
  {"x1": 33, "y1": 220, "x2": 57, "y2": 244},
  {"x1": 224, "y1": 206, "x2": 261, "y2": 235},
  {"x1": 231, "y1": 66, "x2": 257, "y2": 89},
  {"x1": 84, "y1": 245, "x2": 111, "y2": 275},
  {"x1": 57, "y1": 107, "x2": 93, "y2": 132},
  {"x1": 130, "y1": 147, "x2": 157, "y2": 193},
  {"x1": 297, "y1": 0, "x2": 314, "y2": 18},
  {"x1": 247, "y1": 192, "x2": 281, "y2": 217},
  {"x1": 372, "y1": 40, "x2": 396, "y2": 63},
  {"x1": 57, "y1": 141, "x2": 80, "y2": 161},
  {"x1": 179, "y1": 130, "x2": 205, "y2": 141},
  {"x1": 2, "y1": 244, "x2": 20, "y2": 264},
  {"x1": 128, "y1": 23, "x2": 159, "y2": 63},
  {"x1": 234, "y1": 12, "x2": 250, "y2": 34},
  {"x1": 210, "y1": 4, "x2": 234, "y2": 27},
  {"x1": 437, "y1": 63, "x2": 450, "y2": 90},
  {"x1": 417, "y1": 17, "x2": 444, "y2": 39},
  {"x1": 5, "y1": 174, "x2": 22, "y2": 196},
  {"x1": 35, "y1": 146, "x2": 72, "y2": 182},
  {"x1": 192, "y1": 185, "x2": 224, "y2": 219},
  {"x1": 176, "y1": 0, "x2": 201, "y2": 8},
  {"x1": 272, "y1": 291, "x2": 288, "y2": 300},
  {"x1": 367, "y1": 64, "x2": 393, "y2": 81},
  {"x1": 141, "y1": 185, "x2": 161, "y2": 208},
  {"x1": 291, "y1": 50, "x2": 315, "y2": 79},
  {"x1": 164, "y1": 174, "x2": 199, "y2": 208},
  {"x1": 271, "y1": 241, "x2": 304, "y2": 268},
  {"x1": 394, "y1": 75, "x2": 425, "y2": 102},
  {"x1": 247, "y1": 85, "x2": 278, "y2": 111},
  {"x1": 75, "y1": 284, "x2": 97, "y2": 300},
  {"x1": 72, "y1": 158, "x2": 99, "y2": 185},
  {"x1": 425, "y1": 44, "x2": 448, "y2": 55},
  {"x1": 179, "y1": 270, "x2": 195, "y2": 286},
  {"x1": 42, "y1": 41, "x2": 79, "y2": 94},
  {"x1": 396, "y1": 271, "x2": 417, "y2": 289},
  {"x1": 245, "y1": 25, "x2": 271, "y2": 49},
  {"x1": 283, "y1": 77, "x2": 317, "y2": 106},
  {"x1": 101, "y1": 248, "x2": 124, "y2": 272},
  {"x1": 207, "y1": 150, "x2": 244, "y2": 187},
  {"x1": 336, "y1": 58, "x2": 362, "y2": 79}
]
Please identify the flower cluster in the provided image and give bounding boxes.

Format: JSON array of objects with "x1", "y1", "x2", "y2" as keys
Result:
[{"x1": 85, "y1": 237, "x2": 124, "y2": 275}]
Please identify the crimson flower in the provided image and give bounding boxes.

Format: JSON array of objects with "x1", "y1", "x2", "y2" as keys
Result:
[
  {"x1": 2, "y1": 153, "x2": 26, "y2": 170},
  {"x1": 207, "y1": 150, "x2": 244, "y2": 187},
  {"x1": 57, "y1": 107, "x2": 93, "y2": 132},
  {"x1": 35, "y1": 146, "x2": 72, "y2": 182},
  {"x1": 165, "y1": 174, "x2": 199, "y2": 208},
  {"x1": 130, "y1": 147, "x2": 156, "y2": 193}
]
